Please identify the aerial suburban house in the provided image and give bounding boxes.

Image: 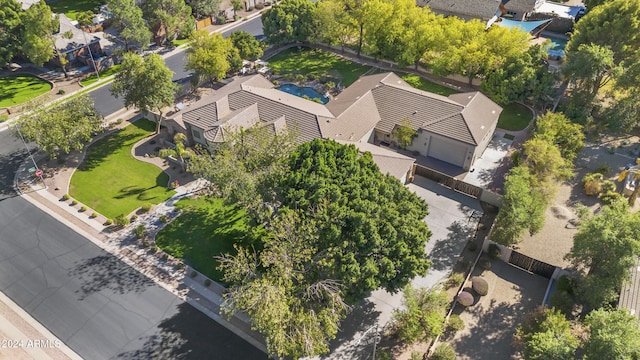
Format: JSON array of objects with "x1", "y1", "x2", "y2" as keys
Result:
[
  {"x1": 163, "y1": 73, "x2": 502, "y2": 183},
  {"x1": 54, "y1": 14, "x2": 103, "y2": 68},
  {"x1": 420, "y1": 0, "x2": 543, "y2": 25}
]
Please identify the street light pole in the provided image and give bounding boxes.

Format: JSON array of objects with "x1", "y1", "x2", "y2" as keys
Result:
[
  {"x1": 15, "y1": 125, "x2": 45, "y2": 189},
  {"x1": 81, "y1": 28, "x2": 100, "y2": 81}
]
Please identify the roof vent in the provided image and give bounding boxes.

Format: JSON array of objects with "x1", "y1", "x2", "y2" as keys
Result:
[
  {"x1": 491, "y1": 110, "x2": 496, "y2": 114},
  {"x1": 413, "y1": 110, "x2": 418, "y2": 115},
  {"x1": 481, "y1": 125, "x2": 485, "y2": 130}
]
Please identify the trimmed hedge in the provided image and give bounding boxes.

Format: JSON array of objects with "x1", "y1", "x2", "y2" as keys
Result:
[
  {"x1": 472, "y1": 277, "x2": 489, "y2": 296},
  {"x1": 458, "y1": 291, "x2": 474, "y2": 307}
]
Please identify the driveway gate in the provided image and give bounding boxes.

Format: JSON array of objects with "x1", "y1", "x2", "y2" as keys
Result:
[{"x1": 508, "y1": 250, "x2": 556, "y2": 278}]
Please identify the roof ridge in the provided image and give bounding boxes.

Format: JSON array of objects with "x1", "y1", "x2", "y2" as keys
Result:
[{"x1": 428, "y1": 114, "x2": 477, "y2": 145}]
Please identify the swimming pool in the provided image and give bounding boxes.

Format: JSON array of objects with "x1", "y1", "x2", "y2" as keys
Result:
[
  {"x1": 277, "y1": 83, "x2": 329, "y2": 104},
  {"x1": 543, "y1": 36, "x2": 568, "y2": 58}
]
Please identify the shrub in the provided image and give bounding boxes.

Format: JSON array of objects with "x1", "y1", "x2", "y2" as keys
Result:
[
  {"x1": 0, "y1": 114, "x2": 8, "y2": 123},
  {"x1": 130, "y1": 214, "x2": 137, "y2": 222},
  {"x1": 141, "y1": 203, "x2": 153, "y2": 213},
  {"x1": 134, "y1": 225, "x2": 147, "y2": 239},
  {"x1": 255, "y1": 2, "x2": 264, "y2": 9},
  {"x1": 159, "y1": 215, "x2": 168, "y2": 223},
  {"x1": 90, "y1": 212, "x2": 98, "y2": 218},
  {"x1": 457, "y1": 291, "x2": 474, "y2": 307},
  {"x1": 446, "y1": 314, "x2": 465, "y2": 334},
  {"x1": 150, "y1": 246, "x2": 158, "y2": 253},
  {"x1": 601, "y1": 190, "x2": 623, "y2": 205},
  {"x1": 71, "y1": 200, "x2": 78, "y2": 205},
  {"x1": 57, "y1": 89, "x2": 65, "y2": 95},
  {"x1": 488, "y1": 243, "x2": 501, "y2": 259},
  {"x1": 190, "y1": 270, "x2": 198, "y2": 278},
  {"x1": 430, "y1": 343, "x2": 456, "y2": 360},
  {"x1": 115, "y1": 118, "x2": 123, "y2": 125},
  {"x1": 550, "y1": 290, "x2": 575, "y2": 315},
  {"x1": 556, "y1": 275, "x2": 577, "y2": 296},
  {"x1": 204, "y1": 279, "x2": 211, "y2": 287},
  {"x1": 142, "y1": 240, "x2": 150, "y2": 247},
  {"x1": 176, "y1": 262, "x2": 184, "y2": 269},
  {"x1": 216, "y1": 15, "x2": 226, "y2": 24},
  {"x1": 80, "y1": 206, "x2": 87, "y2": 212},
  {"x1": 478, "y1": 257, "x2": 492, "y2": 270},
  {"x1": 582, "y1": 172, "x2": 603, "y2": 196},
  {"x1": 114, "y1": 214, "x2": 130, "y2": 226},
  {"x1": 295, "y1": 74, "x2": 305, "y2": 83},
  {"x1": 601, "y1": 180, "x2": 616, "y2": 193},
  {"x1": 247, "y1": 6, "x2": 254, "y2": 11},
  {"x1": 595, "y1": 163, "x2": 610, "y2": 175},
  {"x1": 511, "y1": 150, "x2": 521, "y2": 167},
  {"x1": 411, "y1": 352, "x2": 422, "y2": 360},
  {"x1": 104, "y1": 218, "x2": 113, "y2": 226},
  {"x1": 62, "y1": 194, "x2": 70, "y2": 201},
  {"x1": 467, "y1": 241, "x2": 478, "y2": 252},
  {"x1": 446, "y1": 273, "x2": 465, "y2": 288},
  {"x1": 472, "y1": 277, "x2": 489, "y2": 296},
  {"x1": 162, "y1": 253, "x2": 169, "y2": 260}
]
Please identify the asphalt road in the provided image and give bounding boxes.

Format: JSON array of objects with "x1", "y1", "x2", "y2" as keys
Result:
[
  {"x1": 0, "y1": 128, "x2": 267, "y2": 359},
  {"x1": 91, "y1": 16, "x2": 264, "y2": 117}
]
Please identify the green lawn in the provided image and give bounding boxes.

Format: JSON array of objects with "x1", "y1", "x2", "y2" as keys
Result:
[
  {"x1": 0, "y1": 75, "x2": 51, "y2": 108},
  {"x1": 170, "y1": 38, "x2": 190, "y2": 47},
  {"x1": 268, "y1": 47, "x2": 372, "y2": 86},
  {"x1": 498, "y1": 102, "x2": 533, "y2": 131},
  {"x1": 80, "y1": 65, "x2": 121, "y2": 87},
  {"x1": 47, "y1": 0, "x2": 103, "y2": 20},
  {"x1": 400, "y1": 74, "x2": 459, "y2": 96},
  {"x1": 70, "y1": 119, "x2": 175, "y2": 219},
  {"x1": 155, "y1": 196, "x2": 263, "y2": 281}
]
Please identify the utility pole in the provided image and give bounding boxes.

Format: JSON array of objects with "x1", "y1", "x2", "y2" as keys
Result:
[
  {"x1": 81, "y1": 29, "x2": 100, "y2": 81},
  {"x1": 15, "y1": 125, "x2": 45, "y2": 189}
]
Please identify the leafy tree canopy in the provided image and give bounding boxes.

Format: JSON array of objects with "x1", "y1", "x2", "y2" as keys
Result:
[
  {"x1": 393, "y1": 284, "x2": 448, "y2": 343},
  {"x1": 515, "y1": 307, "x2": 579, "y2": 360},
  {"x1": 143, "y1": 0, "x2": 195, "y2": 42},
  {"x1": 533, "y1": 111, "x2": 584, "y2": 162},
  {"x1": 0, "y1": 0, "x2": 24, "y2": 64},
  {"x1": 565, "y1": 201, "x2": 640, "y2": 309},
  {"x1": 584, "y1": 308, "x2": 640, "y2": 359},
  {"x1": 107, "y1": 0, "x2": 152, "y2": 51},
  {"x1": 187, "y1": 0, "x2": 220, "y2": 18},
  {"x1": 111, "y1": 53, "x2": 178, "y2": 134},
  {"x1": 21, "y1": 0, "x2": 57, "y2": 67},
  {"x1": 14, "y1": 95, "x2": 103, "y2": 158},
  {"x1": 262, "y1": 0, "x2": 319, "y2": 45},
  {"x1": 229, "y1": 30, "x2": 264, "y2": 61},
  {"x1": 186, "y1": 30, "x2": 239, "y2": 85}
]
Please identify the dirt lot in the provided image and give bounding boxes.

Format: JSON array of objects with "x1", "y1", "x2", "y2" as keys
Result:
[{"x1": 449, "y1": 261, "x2": 548, "y2": 360}]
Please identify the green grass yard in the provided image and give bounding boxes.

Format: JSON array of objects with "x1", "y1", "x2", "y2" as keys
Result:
[
  {"x1": 497, "y1": 102, "x2": 533, "y2": 131},
  {"x1": 80, "y1": 65, "x2": 121, "y2": 87},
  {"x1": 0, "y1": 75, "x2": 51, "y2": 108},
  {"x1": 70, "y1": 119, "x2": 175, "y2": 219},
  {"x1": 268, "y1": 47, "x2": 371, "y2": 87},
  {"x1": 400, "y1": 74, "x2": 458, "y2": 96},
  {"x1": 155, "y1": 196, "x2": 263, "y2": 282},
  {"x1": 47, "y1": 0, "x2": 103, "y2": 20}
]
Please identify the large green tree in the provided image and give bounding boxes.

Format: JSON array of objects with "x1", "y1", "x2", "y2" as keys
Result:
[
  {"x1": 392, "y1": 284, "x2": 448, "y2": 343},
  {"x1": 143, "y1": 0, "x2": 195, "y2": 42},
  {"x1": 185, "y1": 30, "x2": 240, "y2": 85},
  {"x1": 14, "y1": 95, "x2": 103, "y2": 158},
  {"x1": 0, "y1": 0, "x2": 23, "y2": 64},
  {"x1": 491, "y1": 166, "x2": 547, "y2": 246},
  {"x1": 215, "y1": 139, "x2": 431, "y2": 358},
  {"x1": 482, "y1": 45, "x2": 554, "y2": 107},
  {"x1": 315, "y1": 0, "x2": 358, "y2": 51},
  {"x1": 515, "y1": 307, "x2": 579, "y2": 360},
  {"x1": 565, "y1": 201, "x2": 640, "y2": 309},
  {"x1": 533, "y1": 111, "x2": 584, "y2": 162},
  {"x1": 111, "y1": 53, "x2": 178, "y2": 134},
  {"x1": 229, "y1": 30, "x2": 264, "y2": 61},
  {"x1": 21, "y1": 0, "x2": 57, "y2": 67},
  {"x1": 187, "y1": 0, "x2": 220, "y2": 18},
  {"x1": 583, "y1": 308, "x2": 640, "y2": 359},
  {"x1": 262, "y1": 0, "x2": 319, "y2": 45},
  {"x1": 107, "y1": 0, "x2": 152, "y2": 51}
]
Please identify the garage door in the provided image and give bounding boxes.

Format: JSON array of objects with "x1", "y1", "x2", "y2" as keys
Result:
[{"x1": 428, "y1": 137, "x2": 467, "y2": 167}]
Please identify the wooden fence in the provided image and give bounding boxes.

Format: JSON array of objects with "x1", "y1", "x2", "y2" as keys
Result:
[{"x1": 414, "y1": 165, "x2": 482, "y2": 199}]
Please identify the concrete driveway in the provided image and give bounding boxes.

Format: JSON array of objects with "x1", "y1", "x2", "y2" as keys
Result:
[{"x1": 322, "y1": 176, "x2": 482, "y2": 359}]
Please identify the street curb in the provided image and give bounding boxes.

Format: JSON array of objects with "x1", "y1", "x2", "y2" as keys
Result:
[{"x1": 0, "y1": 292, "x2": 84, "y2": 360}]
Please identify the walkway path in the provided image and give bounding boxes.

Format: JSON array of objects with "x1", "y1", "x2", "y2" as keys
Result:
[{"x1": 14, "y1": 116, "x2": 267, "y2": 354}]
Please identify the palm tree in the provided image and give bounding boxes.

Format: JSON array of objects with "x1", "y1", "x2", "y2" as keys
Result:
[{"x1": 160, "y1": 133, "x2": 193, "y2": 170}]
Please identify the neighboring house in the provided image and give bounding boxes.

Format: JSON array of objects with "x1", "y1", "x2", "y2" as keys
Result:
[
  {"x1": 18, "y1": 0, "x2": 39, "y2": 10},
  {"x1": 54, "y1": 14, "x2": 102, "y2": 67},
  {"x1": 501, "y1": 0, "x2": 543, "y2": 21},
  {"x1": 166, "y1": 72, "x2": 502, "y2": 182},
  {"x1": 619, "y1": 258, "x2": 640, "y2": 319},
  {"x1": 420, "y1": 0, "x2": 542, "y2": 25}
]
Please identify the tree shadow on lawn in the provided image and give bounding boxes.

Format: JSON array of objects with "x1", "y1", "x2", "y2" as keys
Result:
[
  {"x1": 79, "y1": 121, "x2": 156, "y2": 172},
  {"x1": 68, "y1": 254, "x2": 155, "y2": 300},
  {"x1": 115, "y1": 302, "x2": 268, "y2": 360},
  {"x1": 156, "y1": 200, "x2": 259, "y2": 281},
  {"x1": 428, "y1": 221, "x2": 475, "y2": 272},
  {"x1": 114, "y1": 173, "x2": 171, "y2": 202}
]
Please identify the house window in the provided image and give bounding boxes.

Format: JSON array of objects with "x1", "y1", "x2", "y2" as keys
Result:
[{"x1": 192, "y1": 129, "x2": 201, "y2": 139}]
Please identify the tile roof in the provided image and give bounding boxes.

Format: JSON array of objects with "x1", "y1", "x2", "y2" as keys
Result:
[
  {"x1": 503, "y1": 0, "x2": 539, "y2": 13},
  {"x1": 321, "y1": 92, "x2": 381, "y2": 141},
  {"x1": 423, "y1": 0, "x2": 501, "y2": 20},
  {"x1": 452, "y1": 92, "x2": 503, "y2": 144},
  {"x1": 619, "y1": 258, "x2": 640, "y2": 319},
  {"x1": 337, "y1": 140, "x2": 416, "y2": 181},
  {"x1": 55, "y1": 14, "x2": 100, "y2": 53}
]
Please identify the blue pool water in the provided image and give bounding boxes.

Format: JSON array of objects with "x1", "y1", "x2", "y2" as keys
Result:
[
  {"x1": 543, "y1": 36, "x2": 568, "y2": 58},
  {"x1": 277, "y1": 83, "x2": 329, "y2": 104}
]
